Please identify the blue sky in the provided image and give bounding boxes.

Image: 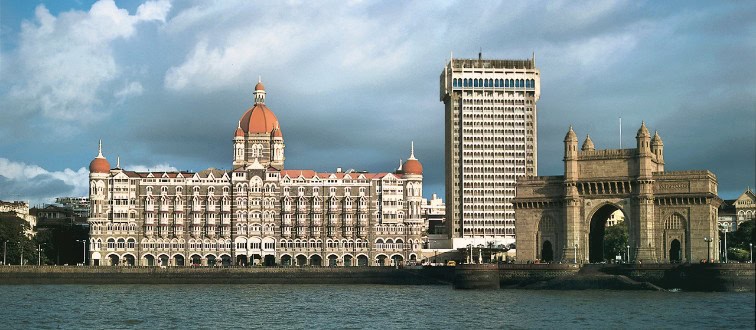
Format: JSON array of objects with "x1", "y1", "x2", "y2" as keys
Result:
[{"x1": 0, "y1": 0, "x2": 754, "y2": 205}]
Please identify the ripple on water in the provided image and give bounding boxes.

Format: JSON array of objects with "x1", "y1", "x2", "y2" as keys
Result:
[{"x1": 0, "y1": 285, "x2": 753, "y2": 329}]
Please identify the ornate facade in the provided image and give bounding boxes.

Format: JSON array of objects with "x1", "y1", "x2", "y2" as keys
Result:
[
  {"x1": 514, "y1": 123, "x2": 721, "y2": 263},
  {"x1": 87, "y1": 82, "x2": 424, "y2": 267}
]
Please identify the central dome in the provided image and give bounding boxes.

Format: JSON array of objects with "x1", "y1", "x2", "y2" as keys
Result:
[
  {"x1": 238, "y1": 80, "x2": 280, "y2": 135},
  {"x1": 239, "y1": 104, "x2": 278, "y2": 134}
]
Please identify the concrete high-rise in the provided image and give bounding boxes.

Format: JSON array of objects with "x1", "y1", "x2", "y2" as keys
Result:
[{"x1": 440, "y1": 53, "x2": 540, "y2": 248}]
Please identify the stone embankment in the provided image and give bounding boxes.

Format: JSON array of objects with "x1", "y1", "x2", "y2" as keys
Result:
[
  {"x1": 454, "y1": 263, "x2": 754, "y2": 292},
  {"x1": 1, "y1": 263, "x2": 752, "y2": 291},
  {"x1": 0, "y1": 266, "x2": 454, "y2": 285}
]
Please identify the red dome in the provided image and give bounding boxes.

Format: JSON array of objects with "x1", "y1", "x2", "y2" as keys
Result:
[
  {"x1": 239, "y1": 104, "x2": 278, "y2": 134},
  {"x1": 255, "y1": 82, "x2": 265, "y2": 91},
  {"x1": 235, "y1": 126, "x2": 244, "y2": 137},
  {"x1": 89, "y1": 157, "x2": 110, "y2": 174},
  {"x1": 402, "y1": 159, "x2": 423, "y2": 175}
]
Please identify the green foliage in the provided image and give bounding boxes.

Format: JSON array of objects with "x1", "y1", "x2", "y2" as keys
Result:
[
  {"x1": 727, "y1": 248, "x2": 751, "y2": 262},
  {"x1": 603, "y1": 221, "x2": 628, "y2": 260},
  {"x1": 0, "y1": 214, "x2": 35, "y2": 265},
  {"x1": 729, "y1": 220, "x2": 754, "y2": 250}
]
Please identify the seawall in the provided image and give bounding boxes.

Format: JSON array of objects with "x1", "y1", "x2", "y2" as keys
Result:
[
  {"x1": 452, "y1": 263, "x2": 755, "y2": 292},
  {"x1": 0, "y1": 266, "x2": 454, "y2": 285}
]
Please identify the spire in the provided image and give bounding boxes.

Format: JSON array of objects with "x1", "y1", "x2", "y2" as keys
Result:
[
  {"x1": 254, "y1": 77, "x2": 266, "y2": 104},
  {"x1": 564, "y1": 126, "x2": 577, "y2": 142},
  {"x1": 116, "y1": 156, "x2": 121, "y2": 169},
  {"x1": 636, "y1": 121, "x2": 650, "y2": 138},
  {"x1": 398, "y1": 159, "x2": 403, "y2": 171},
  {"x1": 96, "y1": 139, "x2": 105, "y2": 159},
  {"x1": 652, "y1": 130, "x2": 663, "y2": 146},
  {"x1": 408, "y1": 141, "x2": 417, "y2": 160},
  {"x1": 581, "y1": 134, "x2": 595, "y2": 151}
]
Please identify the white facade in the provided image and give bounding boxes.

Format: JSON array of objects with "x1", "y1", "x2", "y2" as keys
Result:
[
  {"x1": 87, "y1": 83, "x2": 424, "y2": 267},
  {"x1": 440, "y1": 55, "x2": 540, "y2": 248}
]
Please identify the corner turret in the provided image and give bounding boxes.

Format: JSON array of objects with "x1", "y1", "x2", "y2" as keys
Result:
[{"x1": 581, "y1": 134, "x2": 595, "y2": 151}]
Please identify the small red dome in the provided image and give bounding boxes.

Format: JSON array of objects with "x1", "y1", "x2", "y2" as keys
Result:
[
  {"x1": 89, "y1": 157, "x2": 110, "y2": 174},
  {"x1": 235, "y1": 126, "x2": 244, "y2": 137},
  {"x1": 255, "y1": 82, "x2": 265, "y2": 91},
  {"x1": 402, "y1": 159, "x2": 423, "y2": 175}
]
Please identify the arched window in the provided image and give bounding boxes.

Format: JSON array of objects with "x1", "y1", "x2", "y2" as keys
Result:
[
  {"x1": 665, "y1": 214, "x2": 684, "y2": 230},
  {"x1": 473, "y1": 79, "x2": 478, "y2": 87},
  {"x1": 107, "y1": 238, "x2": 116, "y2": 249}
]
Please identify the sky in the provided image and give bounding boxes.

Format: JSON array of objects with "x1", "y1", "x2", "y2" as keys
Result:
[{"x1": 0, "y1": 0, "x2": 754, "y2": 206}]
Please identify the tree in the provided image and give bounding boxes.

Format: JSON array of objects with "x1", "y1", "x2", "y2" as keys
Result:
[
  {"x1": 730, "y1": 220, "x2": 754, "y2": 250},
  {"x1": 0, "y1": 214, "x2": 34, "y2": 265},
  {"x1": 603, "y1": 221, "x2": 628, "y2": 261}
]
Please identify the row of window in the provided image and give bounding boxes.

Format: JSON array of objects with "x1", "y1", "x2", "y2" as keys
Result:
[{"x1": 453, "y1": 78, "x2": 536, "y2": 89}]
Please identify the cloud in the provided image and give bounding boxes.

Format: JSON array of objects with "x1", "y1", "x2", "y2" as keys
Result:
[
  {"x1": 3, "y1": 0, "x2": 171, "y2": 126},
  {"x1": 0, "y1": 158, "x2": 89, "y2": 205},
  {"x1": 0, "y1": 157, "x2": 180, "y2": 205},
  {"x1": 127, "y1": 163, "x2": 178, "y2": 172},
  {"x1": 114, "y1": 81, "x2": 144, "y2": 100}
]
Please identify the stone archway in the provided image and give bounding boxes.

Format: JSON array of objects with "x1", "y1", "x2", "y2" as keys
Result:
[
  {"x1": 280, "y1": 255, "x2": 292, "y2": 266},
  {"x1": 309, "y1": 254, "x2": 322, "y2": 266},
  {"x1": 108, "y1": 254, "x2": 119, "y2": 266},
  {"x1": 295, "y1": 254, "x2": 307, "y2": 266},
  {"x1": 670, "y1": 239, "x2": 681, "y2": 263},
  {"x1": 357, "y1": 255, "x2": 369, "y2": 266},
  {"x1": 123, "y1": 254, "x2": 135, "y2": 266},
  {"x1": 588, "y1": 204, "x2": 627, "y2": 263},
  {"x1": 541, "y1": 240, "x2": 554, "y2": 262},
  {"x1": 263, "y1": 255, "x2": 276, "y2": 266}
]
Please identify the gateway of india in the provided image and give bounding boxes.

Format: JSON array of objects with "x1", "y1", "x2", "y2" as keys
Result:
[
  {"x1": 514, "y1": 123, "x2": 721, "y2": 263},
  {"x1": 87, "y1": 81, "x2": 424, "y2": 267}
]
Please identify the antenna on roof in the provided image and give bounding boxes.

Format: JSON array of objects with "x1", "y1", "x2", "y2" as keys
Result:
[
  {"x1": 619, "y1": 117, "x2": 622, "y2": 149},
  {"x1": 478, "y1": 48, "x2": 482, "y2": 61}
]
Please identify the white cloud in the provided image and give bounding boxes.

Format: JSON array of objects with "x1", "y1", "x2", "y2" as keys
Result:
[
  {"x1": 114, "y1": 81, "x2": 144, "y2": 100},
  {"x1": 0, "y1": 158, "x2": 89, "y2": 205},
  {"x1": 0, "y1": 157, "x2": 178, "y2": 205},
  {"x1": 128, "y1": 163, "x2": 178, "y2": 172},
  {"x1": 163, "y1": 3, "x2": 418, "y2": 93},
  {"x1": 5, "y1": 0, "x2": 171, "y2": 123}
]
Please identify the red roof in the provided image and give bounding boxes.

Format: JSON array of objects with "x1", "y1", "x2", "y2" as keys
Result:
[
  {"x1": 239, "y1": 104, "x2": 278, "y2": 134},
  {"x1": 89, "y1": 157, "x2": 110, "y2": 174},
  {"x1": 402, "y1": 159, "x2": 423, "y2": 175}
]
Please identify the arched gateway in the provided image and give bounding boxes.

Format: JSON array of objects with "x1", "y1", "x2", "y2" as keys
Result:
[{"x1": 514, "y1": 123, "x2": 721, "y2": 263}]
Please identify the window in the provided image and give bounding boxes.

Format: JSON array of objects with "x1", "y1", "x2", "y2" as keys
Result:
[{"x1": 107, "y1": 238, "x2": 116, "y2": 249}]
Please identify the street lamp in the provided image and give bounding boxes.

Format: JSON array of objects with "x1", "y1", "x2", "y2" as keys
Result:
[
  {"x1": 703, "y1": 237, "x2": 713, "y2": 263},
  {"x1": 76, "y1": 240, "x2": 87, "y2": 266},
  {"x1": 720, "y1": 223, "x2": 730, "y2": 263},
  {"x1": 750, "y1": 243, "x2": 753, "y2": 264},
  {"x1": 574, "y1": 244, "x2": 577, "y2": 264},
  {"x1": 626, "y1": 245, "x2": 630, "y2": 263},
  {"x1": 3, "y1": 241, "x2": 6, "y2": 266},
  {"x1": 18, "y1": 241, "x2": 23, "y2": 266},
  {"x1": 37, "y1": 244, "x2": 45, "y2": 266}
]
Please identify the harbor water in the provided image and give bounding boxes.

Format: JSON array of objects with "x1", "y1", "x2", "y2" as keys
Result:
[{"x1": 1, "y1": 284, "x2": 753, "y2": 329}]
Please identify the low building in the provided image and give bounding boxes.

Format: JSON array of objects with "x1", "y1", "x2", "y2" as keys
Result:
[
  {"x1": 718, "y1": 188, "x2": 756, "y2": 231},
  {"x1": 55, "y1": 197, "x2": 90, "y2": 218}
]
